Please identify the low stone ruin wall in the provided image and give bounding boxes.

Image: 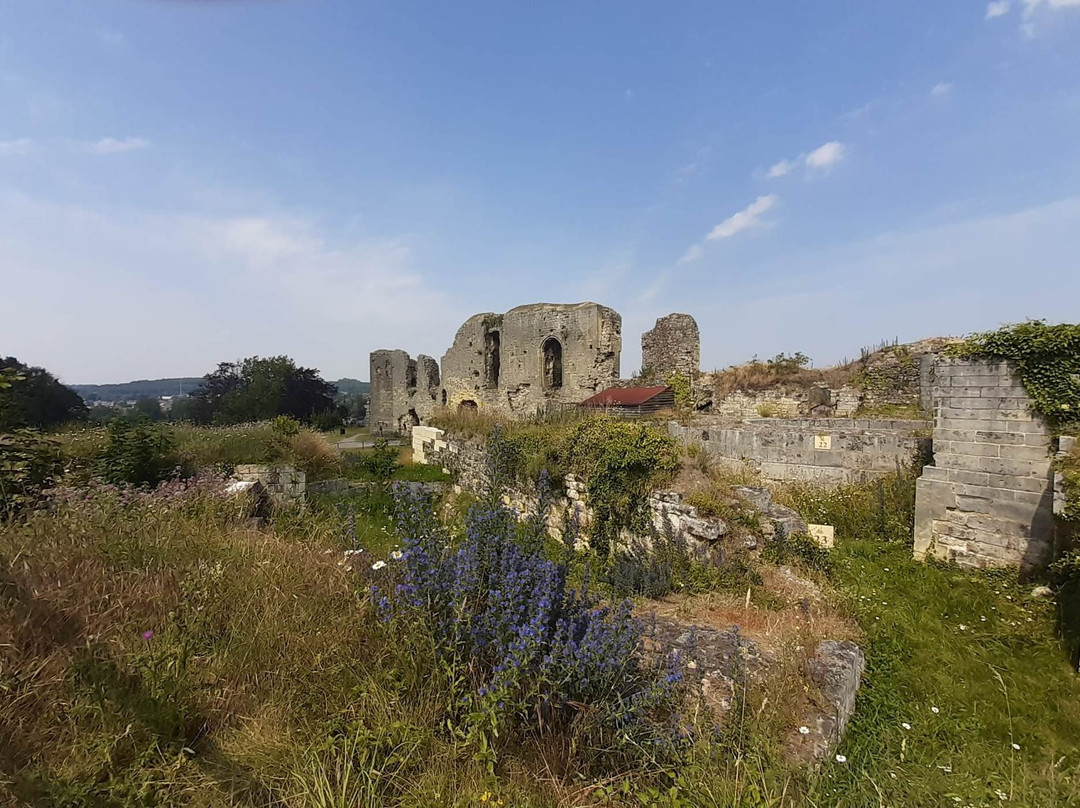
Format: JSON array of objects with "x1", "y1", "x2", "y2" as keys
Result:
[
  {"x1": 668, "y1": 418, "x2": 931, "y2": 484},
  {"x1": 913, "y1": 358, "x2": 1056, "y2": 571},
  {"x1": 232, "y1": 464, "x2": 306, "y2": 505},
  {"x1": 412, "y1": 428, "x2": 805, "y2": 554},
  {"x1": 696, "y1": 387, "x2": 862, "y2": 421}
]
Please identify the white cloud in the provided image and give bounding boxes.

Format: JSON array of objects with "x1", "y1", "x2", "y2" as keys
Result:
[
  {"x1": 677, "y1": 244, "x2": 704, "y2": 265},
  {"x1": 91, "y1": 136, "x2": 151, "y2": 155},
  {"x1": 0, "y1": 191, "x2": 460, "y2": 382},
  {"x1": 931, "y1": 82, "x2": 953, "y2": 97},
  {"x1": 986, "y1": 1, "x2": 1011, "y2": 17},
  {"x1": 706, "y1": 195, "x2": 778, "y2": 241},
  {"x1": 767, "y1": 159, "x2": 796, "y2": 179},
  {"x1": 0, "y1": 138, "x2": 34, "y2": 156},
  {"x1": 805, "y1": 141, "x2": 846, "y2": 171}
]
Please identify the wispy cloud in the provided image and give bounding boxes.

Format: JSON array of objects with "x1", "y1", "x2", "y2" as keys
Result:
[
  {"x1": 805, "y1": 141, "x2": 846, "y2": 171},
  {"x1": 677, "y1": 244, "x2": 704, "y2": 264},
  {"x1": 0, "y1": 138, "x2": 34, "y2": 156},
  {"x1": 707, "y1": 194, "x2": 778, "y2": 241},
  {"x1": 765, "y1": 141, "x2": 846, "y2": 179},
  {"x1": 96, "y1": 29, "x2": 126, "y2": 50},
  {"x1": 91, "y1": 136, "x2": 151, "y2": 155},
  {"x1": 767, "y1": 159, "x2": 796, "y2": 179},
  {"x1": 931, "y1": 82, "x2": 953, "y2": 97},
  {"x1": 986, "y1": 1, "x2": 1011, "y2": 18}
]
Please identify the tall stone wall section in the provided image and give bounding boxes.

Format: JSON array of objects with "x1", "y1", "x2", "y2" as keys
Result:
[
  {"x1": 913, "y1": 358, "x2": 1055, "y2": 571},
  {"x1": 440, "y1": 302, "x2": 621, "y2": 416},
  {"x1": 369, "y1": 349, "x2": 440, "y2": 435},
  {"x1": 668, "y1": 418, "x2": 930, "y2": 484},
  {"x1": 641, "y1": 313, "x2": 699, "y2": 381}
]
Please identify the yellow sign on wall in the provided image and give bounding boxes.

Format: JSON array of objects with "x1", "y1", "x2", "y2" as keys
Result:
[{"x1": 814, "y1": 434, "x2": 832, "y2": 450}]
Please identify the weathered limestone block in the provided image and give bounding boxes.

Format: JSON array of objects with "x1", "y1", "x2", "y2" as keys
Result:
[
  {"x1": 641, "y1": 313, "x2": 700, "y2": 381},
  {"x1": 790, "y1": 640, "x2": 866, "y2": 763}
]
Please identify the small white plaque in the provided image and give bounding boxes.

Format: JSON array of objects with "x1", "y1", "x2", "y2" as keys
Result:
[
  {"x1": 814, "y1": 434, "x2": 832, "y2": 450},
  {"x1": 808, "y1": 524, "x2": 835, "y2": 548}
]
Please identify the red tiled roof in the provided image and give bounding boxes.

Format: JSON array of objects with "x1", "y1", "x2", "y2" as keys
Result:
[{"x1": 579, "y1": 386, "x2": 671, "y2": 407}]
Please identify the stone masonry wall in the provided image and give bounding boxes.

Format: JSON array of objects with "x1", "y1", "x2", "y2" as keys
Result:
[
  {"x1": 369, "y1": 349, "x2": 441, "y2": 436},
  {"x1": 913, "y1": 358, "x2": 1055, "y2": 571},
  {"x1": 233, "y1": 464, "x2": 306, "y2": 506},
  {"x1": 641, "y1": 313, "x2": 700, "y2": 381},
  {"x1": 669, "y1": 418, "x2": 931, "y2": 484},
  {"x1": 440, "y1": 302, "x2": 622, "y2": 416}
]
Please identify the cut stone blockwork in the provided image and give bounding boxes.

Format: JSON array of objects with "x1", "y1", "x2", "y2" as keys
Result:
[
  {"x1": 232, "y1": 464, "x2": 306, "y2": 506},
  {"x1": 913, "y1": 358, "x2": 1056, "y2": 571},
  {"x1": 641, "y1": 313, "x2": 700, "y2": 381},
  {"x1": 369, "y1": 349, "x2": 441, "y2": 436},
  {"x1": 440, "y1": 302, "x2": 622, "y2": 416}
]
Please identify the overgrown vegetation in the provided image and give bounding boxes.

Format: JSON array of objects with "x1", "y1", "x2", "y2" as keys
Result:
[
  {"x1": 947, "y1": 320, "x2": 1080, "y2": 429},
  {"x1": 0, "y1": 356, "x2": 88, "y2": 430}
]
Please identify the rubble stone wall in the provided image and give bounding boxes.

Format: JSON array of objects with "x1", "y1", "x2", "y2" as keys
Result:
[
  {"x1": 440, "y1": 302, "x2": 621, "y2": 416},
  {"x1": 369, "y1": 349, "x2": 441, "y2": 436},
  {"x1": 641, "y1": 313, "x2": 700, "y2": 381}
]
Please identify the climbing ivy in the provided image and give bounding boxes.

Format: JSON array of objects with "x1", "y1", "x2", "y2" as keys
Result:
[
  {"x1": 666, "y1": 371, "x2": 692, "y2": 412},
  {"x1": 1059, "y1": 449, "x2": 1080, "y2": 523},
  {"x1": 946, "y1": 320, "x2": 1080, "y2": 428}
]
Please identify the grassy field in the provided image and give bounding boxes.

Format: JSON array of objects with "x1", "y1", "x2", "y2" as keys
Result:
[{"x1": 2, "y1": 427, "x2": 1078, "y2": 806}]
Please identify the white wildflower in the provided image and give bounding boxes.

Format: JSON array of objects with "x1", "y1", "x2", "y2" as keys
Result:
[
  {"x1": 959, "y1": 624, "x2": 967, "y2": 631},
  {"x1": 902, "y1": 722, "x2": 911, "y2": 730},
  {"x1": 371, "y1": 560, "x2": 387, "y2": 571},
  {"x1": 835, "y1": 754, "x2": 847, "y2": 763},
  {"x1": 1012, "y1": 742, "x2": 1020, "y2": 750},
  {"x1": 799, "y1": 726, "x2": 810, "y2": 735},
  {"x1": 931, "y1": 706, "x2": 940, "y2": 714},
  {"x1": 390, "y1": 550, "x2": 404, "y2": 561}
]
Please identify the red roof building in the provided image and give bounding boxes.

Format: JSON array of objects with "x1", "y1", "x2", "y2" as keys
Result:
[{"x1": 578, "y1": 385, "x2": 675, "y2": 415}]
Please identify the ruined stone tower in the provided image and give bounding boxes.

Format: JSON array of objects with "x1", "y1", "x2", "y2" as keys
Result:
[
  {"x1": 641, "y1": 313, "x2": 700, "y2": 381},
  {"x1": 368, "y1": 350, "x2": 440, "y2": 435}
]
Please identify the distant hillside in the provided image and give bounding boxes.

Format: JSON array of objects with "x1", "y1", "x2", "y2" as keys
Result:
[
  {"x1": 72, "y1": 377, "x2": 369, "y2": 403},
  {"x1": 72, "y1": 378, "x2": 204, "y2": 402}
]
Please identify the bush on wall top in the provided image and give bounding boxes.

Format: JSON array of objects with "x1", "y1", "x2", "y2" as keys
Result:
[{"x1": 946, "y1": 320, "x2": 1080, "y2": 429}]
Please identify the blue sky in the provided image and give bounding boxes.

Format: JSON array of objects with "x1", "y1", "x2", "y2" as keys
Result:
[{"x1": 2, "y1": 0, "x2": 1079, "y2": 384}]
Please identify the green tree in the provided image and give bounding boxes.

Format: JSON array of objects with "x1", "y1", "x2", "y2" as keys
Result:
[
  {"x1": 132, "y1": 398, "x2": 165, "y2": 421},
  {"x1": 188, "y1": 356, "x2": 338, "y2": 425},
  {"x1": 0, "y1": 357, "x2": 88, "y2": 431}
]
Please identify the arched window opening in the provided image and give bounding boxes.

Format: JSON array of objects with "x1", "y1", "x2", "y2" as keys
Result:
[
  {"x1": 542, "y1": 337, "x2": 563, "y2": 390},
  {"x1": 485, "y1": 330, "x2": 501, "y2": 388},
  {"x1": 458, "y1": 399, "x2": 478, "y2": 414},
  {"x1": 441, "y1": 389, "x2": 448, "y2": 407}
]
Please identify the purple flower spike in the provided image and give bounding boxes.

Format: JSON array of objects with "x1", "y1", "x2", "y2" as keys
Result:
[{"x1": 141, "y1": 630, "x2": 154, "y2": 641}]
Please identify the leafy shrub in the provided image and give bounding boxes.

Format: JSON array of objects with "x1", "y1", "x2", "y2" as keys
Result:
[
  {"x1": 761, "y1": 524, "x2": 832, "y2": 575},
  {"x1": 947, "y1": 320, "x2": 1080, "y2": 427},
  {"x1": 379, "y1": 482, "x2": 686, "y2": 772},
  {"x1": 272, "y1": 415, "x2": 302, "y2": 437},
  {"x1": 344, "y1": 440, "x2": 400, "y2": 483},
  {"x1": 0, "y1": 428, "x2": 63, "y2": 519},
  {"x1": 95, "y1": 419, "x2": 179, "y2": 488},
  {"x1": 755, "y1": 402, "x2": 779, "y2": 418},
  {"x1": 310, "y1": 409, "x2": 343, "y2": 432}
]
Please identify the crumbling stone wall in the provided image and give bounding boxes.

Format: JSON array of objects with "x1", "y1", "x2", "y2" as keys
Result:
[
  {"x1": 369, "y1": 349, "x2": 440, "y2": 435},
  {"x1": 669, "y1": 418, "x2": 931, "y2": 484},
  {"x1": 913, "y1": 358, "x2": 1055, "y2": 571},
  {"x1": 232, "y1": 464, "x2": 306, "y2": 506},
  {"x1": 440, "y1": 302, "x2": 621, "y2": 415},
  {"x1": 641, "y1": 313, "x2": 699, "y2": 381}
]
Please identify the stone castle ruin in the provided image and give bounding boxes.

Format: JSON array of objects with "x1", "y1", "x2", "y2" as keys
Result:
[
  {"x1": 370, "y1": 302, "x2": 622, "y2": 432},
  {"x1": 371, "y1": 303, "x2": 1069, "y2": 574}
]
